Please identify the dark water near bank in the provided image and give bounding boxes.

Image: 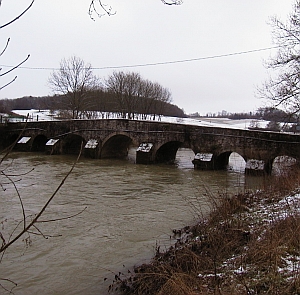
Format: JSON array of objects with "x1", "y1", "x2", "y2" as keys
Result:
[{"x1": 0, "y1": 149, "x2": 269, "y2": 294}]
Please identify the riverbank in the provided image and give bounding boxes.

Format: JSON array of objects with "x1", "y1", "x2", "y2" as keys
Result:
[{"x1": 112, "y1": 169, "x2": 300, "y2": 294}]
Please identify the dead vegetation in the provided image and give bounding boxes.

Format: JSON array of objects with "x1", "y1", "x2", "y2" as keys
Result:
[{"x1": 110, "y1": 168, "x2": 300, "y2": 294}]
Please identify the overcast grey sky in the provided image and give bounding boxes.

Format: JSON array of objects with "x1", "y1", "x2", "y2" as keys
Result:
[{"x1": 0, "y1": 0, "x2": 294, "y2": 115}]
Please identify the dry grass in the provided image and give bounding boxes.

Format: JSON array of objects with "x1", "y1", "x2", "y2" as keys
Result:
[{"x1": 110, "y1": 168, "x2": 300, "y2": 295}]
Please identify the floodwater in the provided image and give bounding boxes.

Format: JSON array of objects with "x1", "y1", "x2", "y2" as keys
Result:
[{"x1": 0, "y1": 149, "x2": 270, "y2": 294}]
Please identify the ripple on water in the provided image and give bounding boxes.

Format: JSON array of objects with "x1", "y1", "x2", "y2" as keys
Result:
[{"x1": 0, "y1": 150, "x2": 263, "y2": 294}]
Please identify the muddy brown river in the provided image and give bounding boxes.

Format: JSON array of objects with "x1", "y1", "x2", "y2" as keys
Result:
[{"x1": 0, "y1": 149, "x2": 269, "y2": 294}]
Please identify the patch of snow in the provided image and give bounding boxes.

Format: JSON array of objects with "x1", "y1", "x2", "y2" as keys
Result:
[
  {"x1": 194, "y1": 153, "x2": 213, "y2": 162},
  {"x1": 12, "y1": 109, "x2": 57, "y2": 121},
  {"x1": 137, "y1": 143, "x2": 153, "y2": 153},
  {"x1": 85, "y1": 139, "x2": 98, "y2": 149},
  {"x1": 11, "y1": 110, "x2": 271, "y2": 131},
  {"x1": 46, "y1": 139, "x2": 59, "y2": 146},
  {"x1": 17, "y1": 137, "x2": 31, "y2": 144}
]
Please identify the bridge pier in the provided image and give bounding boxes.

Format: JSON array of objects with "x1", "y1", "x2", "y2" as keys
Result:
[
  {"x1": 84, "y1": 139, "x2": 100, "y2": 159},
  {"x1": 192, "y1": 153, "x2": 215, "y2": 170},
  {"x1": 16, "y1": 136, "x2": 32, "y2": 152},
  {"x1": 245, "y1": 159, "x2": 272, "y2": 176},
  {"x1": 192, "y1": 153, "x2": 273, "y2": 175},
  {"x1": 136, "y1": 143, "x2": 155, "y2": 164},
  {"x1": 192, "y1": 152, "x2": 233, "y2": 170},
  {"x1": 45, "y1": 139, "x2": 60, "y2": 155}
]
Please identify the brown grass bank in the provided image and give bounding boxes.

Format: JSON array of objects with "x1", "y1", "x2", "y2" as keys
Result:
[{"x1": 110, "y1": 168, "x2": 300, "y2": 295}]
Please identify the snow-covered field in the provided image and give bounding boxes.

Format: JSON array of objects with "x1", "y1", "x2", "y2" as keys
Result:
[{"x1": 11, "y1": 109, "x2": 270, "y2": 130}]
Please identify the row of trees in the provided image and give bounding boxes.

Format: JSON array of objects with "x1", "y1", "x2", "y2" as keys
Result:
[
  {"x1": 105, "y1": 71, "x2": 172, "y2": 120},
  {"x1": 0, "y1": 56, "x2": 184, "y2": 120},
  {"x1": 190, "y1": 107, "x2": 299, "y2": 123},
  {"x1": 0, "y1": 91, "x2": 185, "y2": 119}
]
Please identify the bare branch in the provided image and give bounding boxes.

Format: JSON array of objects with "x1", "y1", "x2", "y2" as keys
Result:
[
  {"x1": 0, "y1": 232, "x2": 5, "y2": 249},
  {"x1": 0, "y1": 114, "x2": 29, "y2": 165},
  {"x1": 3, "y1": 168, "x2": 34, "y2": 178},
  {"x1": 0, "y1": 38, "x2": 10, "y2": 57},
  {"x1": 88, "y1": 0, "x2": 183, "y2": 19},
  {"x1": 0, "y1": 54, "x2": 30, "y2": 77},
  {"x1": 29, "y1": 225, "x2": 62, "y2": 239},
  {"x1": 0, "y1": 142, "x2": 83, "y2": 254},
  {"x1": 260, "y1": 1, "x2": 300, "y2": 115},
  {"x1": 0, "y1": 278, "x2": 17, "y2": 294},
  {"x1": 36, "y1": 206, "x2": 87, "y2": 223},
  {"x1": 0, "y1": 75, "x2": 17, "y2": 90},
  {"x1": 0, "y1": 0, "x2": 34, "y2": 29},
  {"x1": 88, "y1": 0, "x2": 116, "y2": 19},
  {"x1": 161, "y1": 0, "x2": 183, "y2": 5},
  {"x1": 1, "y1": 172, "x2": 26, "y2": 231}
]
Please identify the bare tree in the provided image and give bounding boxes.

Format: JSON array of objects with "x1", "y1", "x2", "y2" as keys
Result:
[
  {"x1": 259, "y1": 1, "x2": 300, "y2": 117},
  {"x1": 155, "y1": 85, "x2": 172, "y2": 120},
  {"x1": 123, "y1": 72, "x2": 142, "y2": 119},
  {"x1": 139, "y1": 79, "x2": 157, "y2": 120},
  {"x1": 106, "y1": 71, "x2": 141, "y2": 119},
  {"x1": 106, "y1": 71, "x2": 172, "y2": 120},
  {"x1": 48, "y1": 56, "x2": 100, "y2": 119},
  {"x1": 139, "y1": 80, "x2": 171, "y2": 120}
]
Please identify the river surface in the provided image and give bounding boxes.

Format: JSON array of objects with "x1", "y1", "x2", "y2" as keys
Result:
[{"x1": 0, "y1": 149, "x2": 269, "y2": 294}]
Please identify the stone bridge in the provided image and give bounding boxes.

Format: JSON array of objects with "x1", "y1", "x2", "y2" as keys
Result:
[{"x1": 1, "y1": 119, "x2": 300, "y2": 174}]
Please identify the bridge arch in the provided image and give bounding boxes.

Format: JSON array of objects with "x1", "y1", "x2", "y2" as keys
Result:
[
  {"x1": 155, "y1": 141, "x2": 183, "y2": 163},
  {"x1": 101, "y1": 132, "x2": 133, "y2": 159},
  {"x1": 215, "y1": 150, "x2": 246, "y2": 170},
  {"x1": 31, "y1": 134, "x2": 48, "y2": 152},
  {"x1": 62, "y1": 134, "x2": 86, "y2": 155}
]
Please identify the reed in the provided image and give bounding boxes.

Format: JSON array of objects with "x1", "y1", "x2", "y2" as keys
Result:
[{"x1": 111, "y1": 167, "x2": 300, "y2": 295}]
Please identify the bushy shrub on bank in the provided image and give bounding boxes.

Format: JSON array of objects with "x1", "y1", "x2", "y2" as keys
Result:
[{"x1": 110, "y1": 169, "x2": 300, "y2": 295}]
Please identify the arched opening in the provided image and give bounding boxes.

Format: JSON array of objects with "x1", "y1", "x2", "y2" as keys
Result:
[
  {"x1": 228, "y1": 152, "x2": 246, "y2": 172},
  {"x1": 101, "y1": 134, "x2": 132, "y2": 159},
  {"x1": 215, "y1": 151, "x2": 232, "y2": 170},
  {"x1": 216, "y1": 151, "x2": 246, "y2": 172},
  {"x1": 31, "y1": 135, "x2": 48, "y2": 152},
  {"x1": 272, "y1": 156, "x2": 297, "y2": 176},
  {"x1": 62, "y1": 134, "x2": 86, "y2": 155},
  {"x1": 155, "y1": 141, "x2": 182, "y2": 164},
  {"x1": 175, "y1": 147, "x2": 195, "y2": 169}
]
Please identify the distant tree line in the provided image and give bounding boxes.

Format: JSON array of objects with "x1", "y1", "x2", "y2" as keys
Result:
[
  {"x1": 196, "y1": 107, "x2": 299, "y2": 123},
  {"x1": 189, "y1": 107, "x2": 300, "y2": 132},
  {"x1": 0, "y1": 89, "x2": 185, "y2": 119},
  {"x1": 0, "y1": 56, "x2": 185, "y2": 119}
]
